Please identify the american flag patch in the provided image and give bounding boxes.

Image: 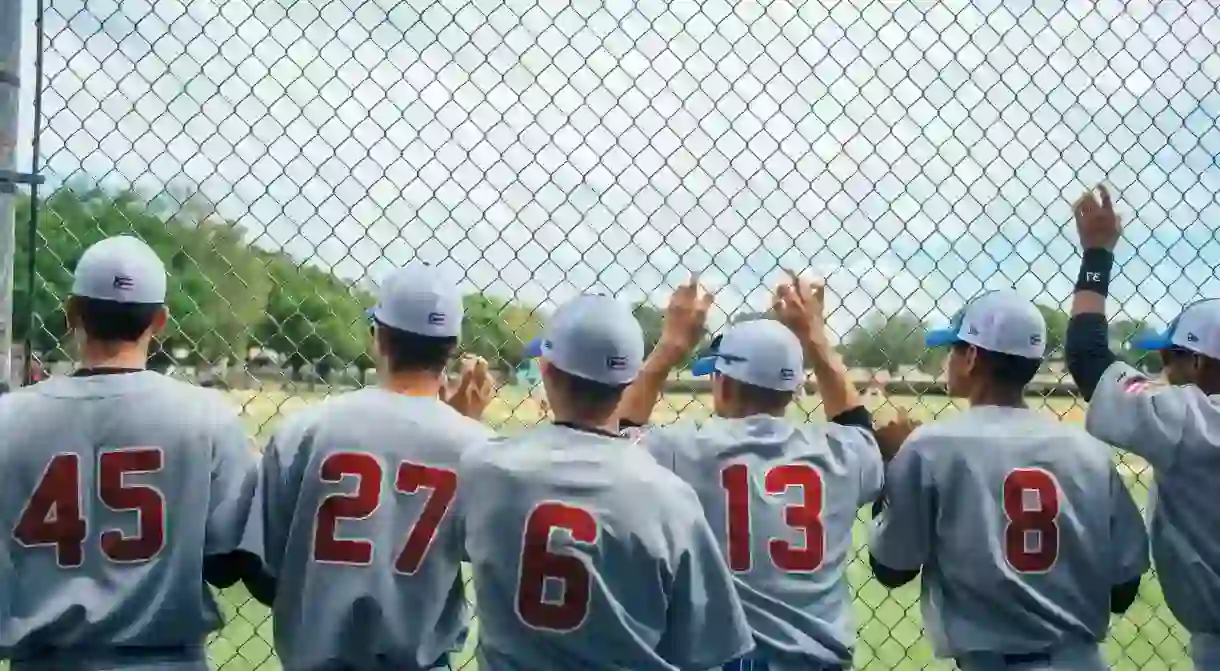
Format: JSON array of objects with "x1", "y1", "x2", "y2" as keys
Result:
[{"x1": 1123, "y1": 377, "x2": 1160, "y2": 395}]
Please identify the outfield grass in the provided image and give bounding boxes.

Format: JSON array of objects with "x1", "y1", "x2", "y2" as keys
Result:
[{"x1": 202, "y1": 386, "x2": 1184, "y2": 670}]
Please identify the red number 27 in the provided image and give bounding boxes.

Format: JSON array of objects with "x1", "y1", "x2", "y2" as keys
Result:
[
  {"x1": 13, "y1": 449, "x2": 166, "y2": 567},
  {"x1": 313, "y1": 452, "x2": 457, "y2": 575}
]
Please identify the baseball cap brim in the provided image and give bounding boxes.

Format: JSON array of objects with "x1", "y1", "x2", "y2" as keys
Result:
[
  {"x1": 924, "y1": 327, "x2": 961, "y2": 348},
  {"x1": 691, "y1": 356, "x2": 719, "y2": 377},
  {"x1": 1130, "y1": 330, "x2": 1174, "y2": 351},
  {"x1": 524, "y1": 337, "x2": 544, "y2": 358}
]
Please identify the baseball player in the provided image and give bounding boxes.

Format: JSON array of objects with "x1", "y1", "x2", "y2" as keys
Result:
[
  {"x1": 869, "y1": 289, "x2": 1149, "y2": 671},
  {"x1": 244, "y1": 262, "x2": 493, "y2": 671},
  {"x1": 617, "y1": 275, "x2": 886, "y2": 671},
  {"x1": 1066, "y1": 185, "x2": 1220, "y2": 669},
  {"x1": 0, "y1": 236, "x2": 263, "y2": 670},
  {"x1": 456, "y1": 293, "x2": 755, "y2": 670}
]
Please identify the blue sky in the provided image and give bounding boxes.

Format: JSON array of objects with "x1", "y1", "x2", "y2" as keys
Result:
[{"x1": 13, "y1": 0, "x2": 1220, "y2": 338}]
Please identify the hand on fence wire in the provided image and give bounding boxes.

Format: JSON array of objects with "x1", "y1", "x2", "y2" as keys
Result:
[
  {"x1": 772, "y1": 271, "x2": 829, "y2": 348},
  {"x1": 1073, "y1": 184, "x2": 1122, "y2": 252},
  {"x1": 874, "y1": 410, "x2": 922, "y2": 464},
  {"x1": 658, "y1": 276, "x2": 715, "y2": 358},
  {"x1": 445, "y1": 356, "x2": 494, "y2": 421}
]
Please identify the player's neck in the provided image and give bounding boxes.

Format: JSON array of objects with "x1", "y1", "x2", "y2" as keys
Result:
[
  {"x1": 552, "y1": 413, "x2": 620, "y2": 436},
  {"x1": 379, "y1": 370, "x2": 444, "y2": 398},
  {"x1": 968, "y1": 387, "x2": 1027, "y2": 409},
  {"x1": 78, "y1": 340, "x2": 149, "y2": 371}
]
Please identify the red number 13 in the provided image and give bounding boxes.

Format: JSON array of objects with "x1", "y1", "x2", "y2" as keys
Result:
[{"x1": 721, "y1": 463, "x2": 825, "y2": 573}]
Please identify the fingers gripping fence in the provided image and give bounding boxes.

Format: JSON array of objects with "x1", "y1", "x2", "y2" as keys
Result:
[{"x1": 21, "y1": 0, "x2": 1216, "y2": 667}]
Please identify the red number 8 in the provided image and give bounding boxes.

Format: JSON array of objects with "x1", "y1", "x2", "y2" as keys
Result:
[
  {"x1": 1002, "y1": 468, "x2": 1061, "y2": 573},
  {"x1": 515, "y1": 502, "x2": 599, "y2": 632}
]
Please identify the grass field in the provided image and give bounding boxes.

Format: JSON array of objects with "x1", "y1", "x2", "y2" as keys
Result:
[{"x1": 201, "y1": 386, "x2": 1188, "y2": 670}]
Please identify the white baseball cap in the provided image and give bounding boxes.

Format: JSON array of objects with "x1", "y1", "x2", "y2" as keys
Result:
[
  {"x1": 368, "y1": 262, "x2": 464, "y2": 338},
  {"x1": 1131, "y1": 298, "x2": 1220, "y2": 360},
  {"x1": 523, "y1": 295, "x2": 645, "y2": 386},
  {"x1": 71, "y1": 236, "x2": 167, "y2": 304},
  {"x1": 691, "y1": 319, "x2": 804, "y2": 392},
  {"x1": 925, "y1": 290, "x2": 1047, "y2": 359}
]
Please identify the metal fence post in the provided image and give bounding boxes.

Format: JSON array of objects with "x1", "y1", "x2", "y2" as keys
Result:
[{"x1": 0, "y1": 0, "x2": 23, "y2": 392}]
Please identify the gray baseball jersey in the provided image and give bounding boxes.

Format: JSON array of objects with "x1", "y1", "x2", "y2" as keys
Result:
[
  {"x1": 870, "y1": 405, "x2": 1149, "y2": 659},
  {"x1": 456, "y1": 423, "x2": 755, "y2": 671},
  {"x1": 641, "y1": 416, "x2": 883, "y2": 669},
  {"x1": 252, "y1": 387, "x2": 492, "y2": 671},
  {"x1": 1086, "y1": 361, "x2": 1220, "y2": 636},
  {"x1": 0, "y1": 371, "x2": 259, "y2": 666}
]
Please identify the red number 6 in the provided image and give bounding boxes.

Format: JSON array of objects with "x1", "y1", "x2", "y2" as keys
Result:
[
  {"x1": 1002, "y1": 468, "x2": 1061, "y2": 573},
  {"x1": 515, "y1": 502, "x2": 599, "y2": 632}
]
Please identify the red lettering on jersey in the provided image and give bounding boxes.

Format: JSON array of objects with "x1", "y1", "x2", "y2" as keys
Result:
[
  {"x1": 721, "y1": 463, "x2": 826, "y2": 573},
  {"x1": 311, "y1": 452, "x2": 458, "y2": 571},
  {"x1": 1002, "y1": 468, "x2": 1061, "y2": 573},
  {"x1": 13, "y1": 449, "x2": 166, "y2": 567},
  {"x1": 515, "y1": 502, "x2": 598, "y2": 632}
]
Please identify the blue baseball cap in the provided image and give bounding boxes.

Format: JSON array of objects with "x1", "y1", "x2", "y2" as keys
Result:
[
  {"x1": 369, "y1": 262, "x2": 463, "y2": 338},
  {"x1": 1130, "y1": 298, "x2": 1220, "y2": 358},
  {"x1": 524, "y1": 295, "x2": 645, "y2": 386},
  {"x1": 925, "y1": 290, "x2": 1047, "y2": 359},
  {"x1": 691, "y1": 319, "x2": 804, "y2": 392}
]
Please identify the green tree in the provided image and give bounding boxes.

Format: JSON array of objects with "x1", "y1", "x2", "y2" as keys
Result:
[
  {"x1": 13, "y1": 186, "x2": 270, "y2": 363},
  {"x1": 461, "y1": 294, "x2": 543, "y2": 371},
  {"x1": 256, "y1": 255, "x2": 372, "y2": 378},
  {"x1": 840, "y1": 311, "x2": 938, "y2": 374},
  {"x1": 1034, "y1": 304, "x2": 1069, "y2": 360}
]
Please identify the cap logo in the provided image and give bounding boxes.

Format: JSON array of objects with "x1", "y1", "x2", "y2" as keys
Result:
[
  {"x1": 427, "y1": 312, "x2": 446, "y2": 325},
  {"x1": 967, "y1": 324, "x2": 979, "y2": 336},
  {"x1": 606, "y1": 355, "x2": 628, "y2": 370},
  {"x1": 780, "y1": 368, "x2": 795, "y2": 380},
  {"x1": 1187, "y1": 332, "x2": 1200, "y2": 343},
  {"x1": 1030, "y1": 334, "x2": 1043, "y2": 346},
  {"x1": 113, "y1": 275, "x2": 134, "y2": 290}
]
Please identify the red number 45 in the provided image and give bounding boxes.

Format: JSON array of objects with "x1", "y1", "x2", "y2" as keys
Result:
[{"x1": 13, "y1": 449, "x2": 166, "y2": 568}]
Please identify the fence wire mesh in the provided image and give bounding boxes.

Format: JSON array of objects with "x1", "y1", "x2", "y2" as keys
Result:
[{"x1": 19, "y1": 0, "x2": 1219, "y2": 668}]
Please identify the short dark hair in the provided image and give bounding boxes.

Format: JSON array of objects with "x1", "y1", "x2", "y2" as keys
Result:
[
  {"x1": 375, "y1": 321, "x2": 457, "y2": 374},
  {"x1": 545, "y1": 365, "x2": 626, "y2": 415},
  {"x1": 719, "y1": 375, "x2": 794, "y2": 414},
  {"x1": 71, "y1": 296, "x2": 161, "y2": 342},
  {"x1": 953, "y1": 342, "x2": 1040, "y2": 389}
]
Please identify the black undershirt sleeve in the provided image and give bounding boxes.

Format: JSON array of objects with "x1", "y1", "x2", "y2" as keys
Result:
[{"x1": 1065, "y1": 313, "x2": 1119, "y2": 401}]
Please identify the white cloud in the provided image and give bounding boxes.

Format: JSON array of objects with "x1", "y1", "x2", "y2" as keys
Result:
[{"x1": 13, "y1": 0, "x2": 1220, "y2": 338}]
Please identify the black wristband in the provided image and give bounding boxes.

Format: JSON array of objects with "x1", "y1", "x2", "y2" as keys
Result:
[{"x1": 1075, "y1": 248, "x2": 1114, "y2": 296}]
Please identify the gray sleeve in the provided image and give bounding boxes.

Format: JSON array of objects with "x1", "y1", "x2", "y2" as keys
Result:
[
  {"x1": 1108, "y1": 465, "x2": 1150, "y2": 585},
  {"x1": 1086, "y1": 361, "x2": 1194, "y2": 470},
  {"x1": 206, "y1": 412, "x2": 261, "y2": 557},
  {"x1": 657, "y1": 491, "x2": 755, "y2": 669},
  {"x1": 639, "y1": 425, "x2": 682, "y2": 475},
  {"x1": 869, "y1": 435, "x2": 935, "y2": 571},
  {"x1": 255, "y1": 419, "x2": 310, "y2": 577},
  {"x1": 830, "y1": 424, "x2": 884, "y2": 508}
]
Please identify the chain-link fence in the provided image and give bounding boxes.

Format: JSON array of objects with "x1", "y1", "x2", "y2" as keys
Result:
[{"x1": 16, "y1": 0, "x2": 1219, "y2": 667}]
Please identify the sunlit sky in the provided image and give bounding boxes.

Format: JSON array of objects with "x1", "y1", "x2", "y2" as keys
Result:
[{"x1": 14, "y1": 0, "x2": 1220, "y2": 338}]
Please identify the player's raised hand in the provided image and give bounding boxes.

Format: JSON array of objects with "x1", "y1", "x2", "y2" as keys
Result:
[
  {"x1": 1073, "y1": 184, "x2": 1122, "y2": 251},
  {"x1": 445, "y1": 355, "x2": 495, "y2": 421},
  {"x1": 772, "y1": 270, "x2": 828, "y2": 344},
  {"x1": 658, "y1": 275, "x2": 715, "y2": 355},
  {"x1": 874, "y1": 410, "x2": 921, "y2": 463}
]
